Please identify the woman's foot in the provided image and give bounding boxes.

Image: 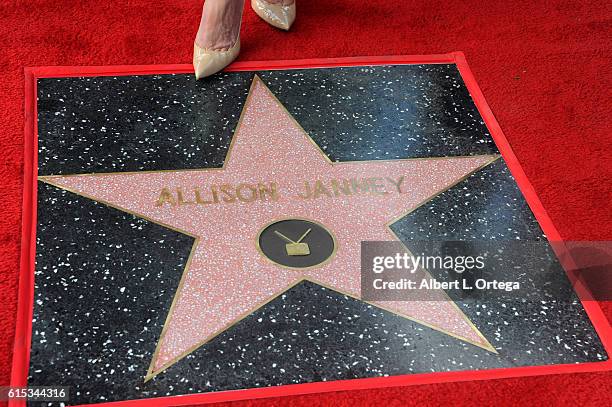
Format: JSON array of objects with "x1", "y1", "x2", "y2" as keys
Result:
[
  {"x1": 196, "y1": 0, "x2": 244, "y2": 50},
  {"x1": 251, "y1": 0, "x2": 296, "y2": 31},
  {"x1": 193, "y1": 0, "x2": 244, "y2": 79}
]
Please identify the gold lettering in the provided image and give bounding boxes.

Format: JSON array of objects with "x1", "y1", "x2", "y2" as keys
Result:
[
  {"x1": 220, "y1": 184, "x2": 236, "y2": 203},
  {"x1": 194, "y1": 187, "x2": 213, "y2": 204},
  {"x1": 211, "y1": 185, "x2": 220, "y2": 203},
  {"x1": 369, "y1": 177, "x2": 388, "y2": 195},
  {"x1": 313, "y1": 180, "x2": 332, "y2": 199},
  {"x1": 258, "y1": 182, "x2": 279, "y2": 201},
  {"x1": 330, "y1": 179, "x2": 352, "y2": 197},
  {"x1": 236, "y1": 183, "x2": 258, "y2": 203},
  {"x1": 351, "y1": 178, "x2": 370, "y2": 195},
  {"x1": 156, "y1": 188, "x2": 176, "y2": 207},
  {"x1": 177, "y1": 188, "x2": 195, "y2": 205},
  {"x1": 386, "y1": 176, "x2": 405, "y2": 193},
  {"x1": 297, "y1": 181, "x2": 312, "y2": 199},
  {"x1": 154, "y1": 176, "x2": 402, "y2": 207}
]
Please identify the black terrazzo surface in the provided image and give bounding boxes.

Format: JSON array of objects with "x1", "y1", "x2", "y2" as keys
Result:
[
  {"x1": 391, "y1": 160, "x2": 605, "y2": 362},
  {"x1": 391, "y1": 159, "x2": 546, "y2": 241},
  {"x1": 258, "y1": 66, "x2": 496, "y2": 161},
  {"x1": 30, "y1": 65, "x2": 607, "y2": 405},
  {"x1": 31, "y1": 183, "x2": 192, "y2": 404},
  {"x1": 37, "y1": 72, "x2": 255, "y2": 175},
  {"x1": 37, "y1": 65, "x2": 496, "y2": 176}
]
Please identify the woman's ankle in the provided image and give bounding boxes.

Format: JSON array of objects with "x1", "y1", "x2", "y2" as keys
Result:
[{"x1": 196, "y1": 0, "x2": 244, "y2": 51}]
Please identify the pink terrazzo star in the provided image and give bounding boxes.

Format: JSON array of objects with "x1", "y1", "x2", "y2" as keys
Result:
[{"x1": 41, "y1": 77, "x2": 498, "y2": 380}]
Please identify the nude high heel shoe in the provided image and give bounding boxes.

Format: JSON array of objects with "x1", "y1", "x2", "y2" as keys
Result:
[
  {"x1": 251, "y1": 0, "x2": 296, "y2": 31},
  {"x1": 193, "y1": 38, "x2": 241, "y2": 80}
]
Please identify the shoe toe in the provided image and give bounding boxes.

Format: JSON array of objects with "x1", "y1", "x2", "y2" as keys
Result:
[{"x1": 193, "y1": 40, "x2": 241, "y2": 79}]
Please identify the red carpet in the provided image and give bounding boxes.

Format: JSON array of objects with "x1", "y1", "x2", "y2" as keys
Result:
[{"x1": 0, "y1": 0, "x2": 610, "y2": 405}]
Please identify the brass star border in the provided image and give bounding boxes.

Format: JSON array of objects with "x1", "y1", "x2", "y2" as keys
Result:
[{"x1": 39, "y1": 76, "x2": 499, "y2": 381}]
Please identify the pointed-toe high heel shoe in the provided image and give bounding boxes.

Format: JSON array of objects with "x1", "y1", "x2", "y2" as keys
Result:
[
  {"x1": 251, "y1": 0, "x2": 296, "y2": 31},
  {"x1": 193, "y1": 37, "x2": 241, "y2": 80}
]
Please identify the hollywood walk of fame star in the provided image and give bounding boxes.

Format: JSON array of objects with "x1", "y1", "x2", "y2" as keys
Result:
[{"x1": 40, "y1": 76, "x2": 499, "y2": 381}]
